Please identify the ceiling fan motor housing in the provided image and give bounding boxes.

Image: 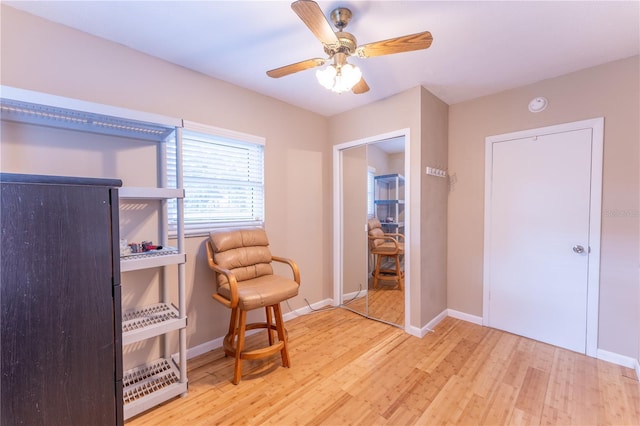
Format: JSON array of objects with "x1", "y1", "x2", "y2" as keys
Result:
[
  {"x1": 324, "y1": 7, "x2": 357, "y2": 58},
  {"x1": 330, "y1": 7, "x2": 352, "y2": 30},
  {"x1": 324, "y1": 31, "x2": 357, "y2": 57}
]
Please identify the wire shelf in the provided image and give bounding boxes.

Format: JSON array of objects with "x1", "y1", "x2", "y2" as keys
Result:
[
  {"x1": 121, "y1": 247, "x2": 178, "y2": 261},
  {"x1": 123, "y1": 358, "x2": 179, "y2": 404},
  {"x1": 122, "y1": 303, "x2": 178, "y2": 333}
]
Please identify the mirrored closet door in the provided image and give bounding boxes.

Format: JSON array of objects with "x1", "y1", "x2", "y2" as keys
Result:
[
  {"x1": 338, "y1": 136, "x2": 406, "y2": 327},
  {"x1": 340, "y1": 145, "x2": 369, "y2": 318}
]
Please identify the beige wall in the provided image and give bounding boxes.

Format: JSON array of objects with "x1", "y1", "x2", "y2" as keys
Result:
[
  {"x1": 388, "y1": 152, "x2": 405, "y2": 176},
  {"x1": 419, "y1": 87, "x2": 449, "y2": 324},
  {"x1": 1, "y1": 6, "x2": 332, "y2": 357},
  {"x1": 368, "y1": 144, "x2": 392, "y2": 175},
  {"x1": 448, "y1": 56, "x2": 640, "y2": 358}
]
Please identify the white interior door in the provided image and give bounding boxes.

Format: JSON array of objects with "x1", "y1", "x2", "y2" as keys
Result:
[{"x1": 485, "y1": 121, "x2": 602, "y2": 354}]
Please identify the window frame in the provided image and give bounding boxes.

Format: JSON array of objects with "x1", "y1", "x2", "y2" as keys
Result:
[
  {"x1": 367, "y1": 166, "x2": 376, "y2": 219},
  {"x1": 167, "y1": 120, "x2": 265, "y2": 237}
]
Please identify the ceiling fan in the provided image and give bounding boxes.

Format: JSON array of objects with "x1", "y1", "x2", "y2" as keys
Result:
[{"x1": 266, "y1": 0, "x2": 433, "y2": 94}]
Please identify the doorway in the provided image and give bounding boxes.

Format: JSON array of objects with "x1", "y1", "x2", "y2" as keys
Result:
[
  {"x1": 333, "y1": 129, "x2": 410, "y2": 329},
  {"x1": 483, "y1": 118, "x2": 603, "y2": 356}
]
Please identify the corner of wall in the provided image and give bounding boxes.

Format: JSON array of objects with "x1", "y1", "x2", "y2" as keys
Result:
[{"x1": 417, "y1": 86, "x2": 450, "y2": 326}]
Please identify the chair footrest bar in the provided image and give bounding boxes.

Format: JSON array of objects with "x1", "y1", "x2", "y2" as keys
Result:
[{"x1": 241, "y1": 341, "x2": 285, "y2": 360}]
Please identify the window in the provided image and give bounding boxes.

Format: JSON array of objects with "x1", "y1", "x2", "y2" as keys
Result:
[
  {"x1": 367, "y1": 167, "x2": 375, "y2": 218},
  {"x1": 167, "y1": 121, "x2": 265, "y2": 236}
]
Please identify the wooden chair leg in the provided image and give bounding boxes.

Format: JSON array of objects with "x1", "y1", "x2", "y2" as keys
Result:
[
  {"x1": 395, "y1": 254, "x2": 403, "y2": 290},
  {"x1": 273, "y1": 303, "x2": 290, "y2": 368},
  {"x1": 224, "y1": 307, "x2": 239, "y2": 357},
  {"x1": 228, "y1": 307, "x2": 238, "y2": 337},
  {"x1": 233, "y1": 310, "x2": 248, "y2": 385},
  {"x1": 265, "y1": 306, "x2": 274, "y2": 346},
  {"x1": 373, "y1": 254, "x2": 382, "y2": 288}
]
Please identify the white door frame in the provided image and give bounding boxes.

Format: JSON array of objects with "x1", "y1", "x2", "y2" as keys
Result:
[
  {"x1": 483, "y1": 117, "x2": 604, "y2": 357},
  {"x1": 333, "y1": 128, "x2": 411, "y2": 331}
]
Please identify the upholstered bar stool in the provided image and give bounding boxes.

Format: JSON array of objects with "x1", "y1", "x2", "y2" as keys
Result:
[
  {"x1": 206, "y1": 227, "x2": 300, "y2": 384},
  {"x1": 367, "y1": 218, "x2": 405, "y2": 290}
]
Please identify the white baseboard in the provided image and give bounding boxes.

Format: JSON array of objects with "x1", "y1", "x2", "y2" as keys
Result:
[
  {"x1": 636, "y1": 359, "x2": 640, "y2": 381},
  {"x1": 447, "y1": 309, "x2": 483, "y2": 325},
  {"x1": 342, "y1": 289, "x2": 367, "y2": 303},
  {"x1": 186, "y1": 336, "x2": 225, "y2": 360},
  {"x1": 406, "y1": 309, "x2": 448, "y2": 338},
  {"x1": 405, "y1": 324, "x2": 422, "y2": 337},
  {"x1": 596, "y1": 348, "x2": 638, "y2": 370},
  {"x1": 283, "y1": 298, "x2": 335, "y2": 322},
  {"x1": 184, "y1": 298, "x2": 335, "y2": 360},
  {"x1": 425, "y1": 309, "x2": 449, "y2": 335}
]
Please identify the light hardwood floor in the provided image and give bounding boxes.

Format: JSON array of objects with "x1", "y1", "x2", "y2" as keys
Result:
[
  {"x1": 127, "y1": 308, "x2": 640, "y2": 425},
  {"x1": 347, "y1": 285, "x2": 405, "y2": 326}
]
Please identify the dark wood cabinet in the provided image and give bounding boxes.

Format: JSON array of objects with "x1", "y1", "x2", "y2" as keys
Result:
[{"x1": 1, "y1": 173, "x2": 123, "y2": 426}]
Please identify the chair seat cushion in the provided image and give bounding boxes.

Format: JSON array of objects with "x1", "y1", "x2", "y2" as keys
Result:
[
  {"x1": 371, "y1": 241, "x2": 404, "y2": 255},
  {"x1": 218, "y1": 274, "x2": 300, "y2": 311}
]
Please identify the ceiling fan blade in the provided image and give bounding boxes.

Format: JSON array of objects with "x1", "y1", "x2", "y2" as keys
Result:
[
  {"x1": 291, "y1": 0, "x2": 339, "y2": 46},
  {"x1": 267, "y1": 58, "x2": 326, "y2": 78},
  {"x1": 352, "y1": 77, "x2": 370, "y2": 95},
  {"x1": 357, "y1": 31, "x2": 433, "y2": 58}
]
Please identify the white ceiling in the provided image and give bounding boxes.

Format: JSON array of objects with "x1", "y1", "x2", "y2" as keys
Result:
[{"x1": 6, "y1": 1, "x2": 640, "y2": 117}]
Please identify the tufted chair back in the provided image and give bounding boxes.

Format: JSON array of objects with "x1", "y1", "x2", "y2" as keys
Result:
[
  {"x1": 209, "y1": 227, "x2": 274, "y2": 289},
  {"x1": 367, "y1": 217, "x2": 386, "y2": 249}
]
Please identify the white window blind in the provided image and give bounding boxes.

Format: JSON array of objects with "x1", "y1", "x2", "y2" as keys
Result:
[
  {"x1": 167, "y1": 123, "x2": 265, "y2": 236},
  {"x1": 367, "y1": 168, "x2": 375, "y2": 218}
]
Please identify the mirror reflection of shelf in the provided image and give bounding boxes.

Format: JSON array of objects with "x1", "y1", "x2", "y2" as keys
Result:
[{"x1": 374, "y1": 174, "x2": 405, "y2": 235}]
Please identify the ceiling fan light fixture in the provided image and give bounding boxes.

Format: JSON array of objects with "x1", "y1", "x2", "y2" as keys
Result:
[
  {"x1": 316, "y1": 65, "x2": 337, "y2": 90},
  {"x1": 315, "y1": 63, "x2": 362, "y2": 93}
]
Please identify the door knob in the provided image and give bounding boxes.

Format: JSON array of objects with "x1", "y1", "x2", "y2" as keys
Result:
[{"x1": 572, "y1": 245, "x2": 585, "y2": 254}]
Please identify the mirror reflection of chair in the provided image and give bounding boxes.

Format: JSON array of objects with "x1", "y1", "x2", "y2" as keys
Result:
[
  {"x1": 367, "y1": 218, "x2": 404, "y2": 290},
  {"x1": 206, "y1": 227, "x2": 301, "y2": 384}
]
